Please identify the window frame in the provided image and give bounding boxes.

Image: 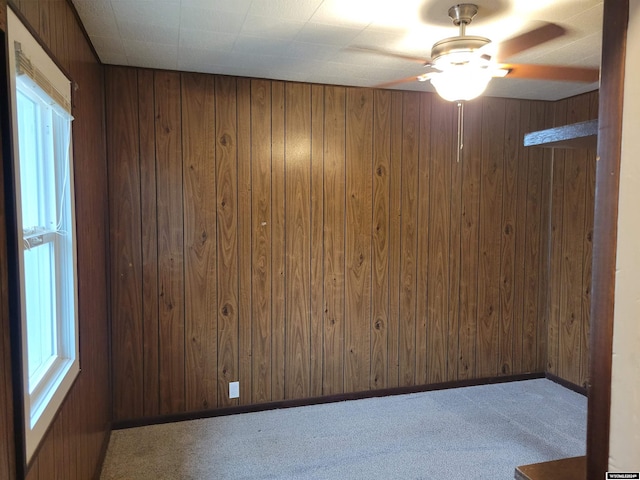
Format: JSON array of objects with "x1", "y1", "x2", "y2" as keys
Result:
[{"x1": 6, "y1": 8, "x2": 79, "y2": 463}]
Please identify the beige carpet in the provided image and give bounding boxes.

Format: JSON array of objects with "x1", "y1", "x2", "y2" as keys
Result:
[{"x1": 100, "y1": 379, "x2": 586, "y2": 479}]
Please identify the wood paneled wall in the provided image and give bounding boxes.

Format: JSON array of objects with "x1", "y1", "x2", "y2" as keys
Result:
[
  {"x1": 0, "y1": 0, "x2": 6, "y2": 31},
  {"x1": 0, "y1": 157, "x2": 16, "y2": 480},
  {"x1": 107, "y1": 66, "x2": 595, "y2": 422},
  {"x1": 1, "y1": 1, "x2": 110, "y2": 479},
  {"x1": 1, "y1": 12, "x2": 17, "y2": 478},
  {"x1": 1, "y1": 2, "x2": 17, "y2": 477},
  {"x1": 547, "y1": 92, "x2": 599, "y2": 388},
  {"x1": 0, "y1": 198, "x2": 15, "y2": 480}
]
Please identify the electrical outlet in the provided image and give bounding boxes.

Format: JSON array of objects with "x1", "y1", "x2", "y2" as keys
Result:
[{"x1": 229, "y1": 381, "x2": 239, "y2": 399}]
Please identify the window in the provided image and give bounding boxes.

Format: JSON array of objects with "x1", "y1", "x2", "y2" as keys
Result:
[{"x1": 7, "y1": 10, "x2": 79, "y2": 462}]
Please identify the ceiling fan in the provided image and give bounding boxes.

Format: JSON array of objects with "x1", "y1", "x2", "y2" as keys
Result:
[{"x1": 351, "y1": 3, "x2": 600, "y2": 102}]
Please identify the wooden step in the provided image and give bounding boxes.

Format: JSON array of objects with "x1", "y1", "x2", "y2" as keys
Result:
[{"x1": 515, "y1": 456, "x2": 586, "y2": 480}]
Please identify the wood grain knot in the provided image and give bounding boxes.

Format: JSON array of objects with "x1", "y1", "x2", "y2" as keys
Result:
[
  {"x1": 376, "y1": 166, "x2": 385, "y2": 176},
  {"x1": 219, "y1": 134, "x2": 232, "y2": 146},
  {"x1": 504, "y1": 224, "x2": 512, "y2": 235},
  {"x1": 222, "y1": 304, "x2": 231, "y2": 316},
  {"x1": 374, "y1": 319, "x2": 384, "y2": 330}
]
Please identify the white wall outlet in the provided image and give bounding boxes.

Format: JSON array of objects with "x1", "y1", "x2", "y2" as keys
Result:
[{"x1": 229, "y1": 381, "x2": 239, "y2": 399}]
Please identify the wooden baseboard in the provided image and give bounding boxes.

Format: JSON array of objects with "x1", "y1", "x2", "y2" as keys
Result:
[
  {"x1": 545, "y1": 372, "x2": 588, "y2": 396},
  {"x1": 515, "y1": 456, "x2": 585, "y2": 480},
  {"x1": 113, "y1": 372, "x2": 545, "y2": 430}
]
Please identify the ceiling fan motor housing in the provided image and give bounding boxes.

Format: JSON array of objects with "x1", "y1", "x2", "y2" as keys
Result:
[{"x1": 431, "y1": 35, "x2": 491, "y2": 67}]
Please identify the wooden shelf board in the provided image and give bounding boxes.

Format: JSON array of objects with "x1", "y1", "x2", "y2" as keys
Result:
[
  {"x1": 524, "y1": 119, "x2": 598, "y2": 149},
  {"x1": 515, "y1": 456, "x2": 586, "y2": 480}
]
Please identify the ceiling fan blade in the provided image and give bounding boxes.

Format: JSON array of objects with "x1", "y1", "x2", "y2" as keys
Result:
[
  {"x1": 496, "y1": 23, "x2": 566, "y2": 62},
  {"x1": 374, "y1": 76, "x2": 427, "y2": 88},
  {"x1": 503, "y1": 64, "x2": 600, "y2": 83},
  {"x1": 345, "y1": 45, "x2": 431, "y2": 65}
]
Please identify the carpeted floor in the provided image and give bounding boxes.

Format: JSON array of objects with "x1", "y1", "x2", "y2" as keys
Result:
[{"x1": 100, "y1": 379, "x2": 586, "y2": 479}]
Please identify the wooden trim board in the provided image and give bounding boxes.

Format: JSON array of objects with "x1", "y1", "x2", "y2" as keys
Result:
[
  {"x1": 113, "y1": 373, "x2": 545, "y2": 430},
  {"x1": 588, "y1": 1, "x2": 628, "y2": 478},
  {"x1": 524, "y1": 120, "x2": 598, "y2": 149},
  {"x1": 515, "y1": 456, "x2": 585, "y2": 480}
]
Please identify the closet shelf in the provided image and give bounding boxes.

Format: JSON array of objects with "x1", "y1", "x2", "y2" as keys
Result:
[{"x1": 524, "y1": 119, "x2": 598, "y2": 149}]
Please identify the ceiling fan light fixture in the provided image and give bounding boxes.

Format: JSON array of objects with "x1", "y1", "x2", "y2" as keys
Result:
[
  {"x1": 429, "y1": 64, "x2": 492, "y2": 102},
  {"x1": 427, "y1": 4, "x2": 494, "y2": 102}
]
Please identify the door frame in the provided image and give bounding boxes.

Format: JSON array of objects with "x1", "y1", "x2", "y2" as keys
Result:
[{"x1": 587, "y1": 0, "x2": 628, "y2": 478}]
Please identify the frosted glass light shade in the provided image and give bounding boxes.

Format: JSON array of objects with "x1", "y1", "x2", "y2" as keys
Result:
[{"x1": 429, "y1": 65, "x2": 493, "y2": 102}]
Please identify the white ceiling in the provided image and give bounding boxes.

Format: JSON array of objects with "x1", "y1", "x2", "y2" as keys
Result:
[{"x1": 71, "y1": 0, "x2": 603, "y2": 101}]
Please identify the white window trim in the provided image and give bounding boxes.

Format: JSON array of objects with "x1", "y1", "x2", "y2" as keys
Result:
[{"x1": 7, "y1": 9, "x2": 79, "y2": 463}]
